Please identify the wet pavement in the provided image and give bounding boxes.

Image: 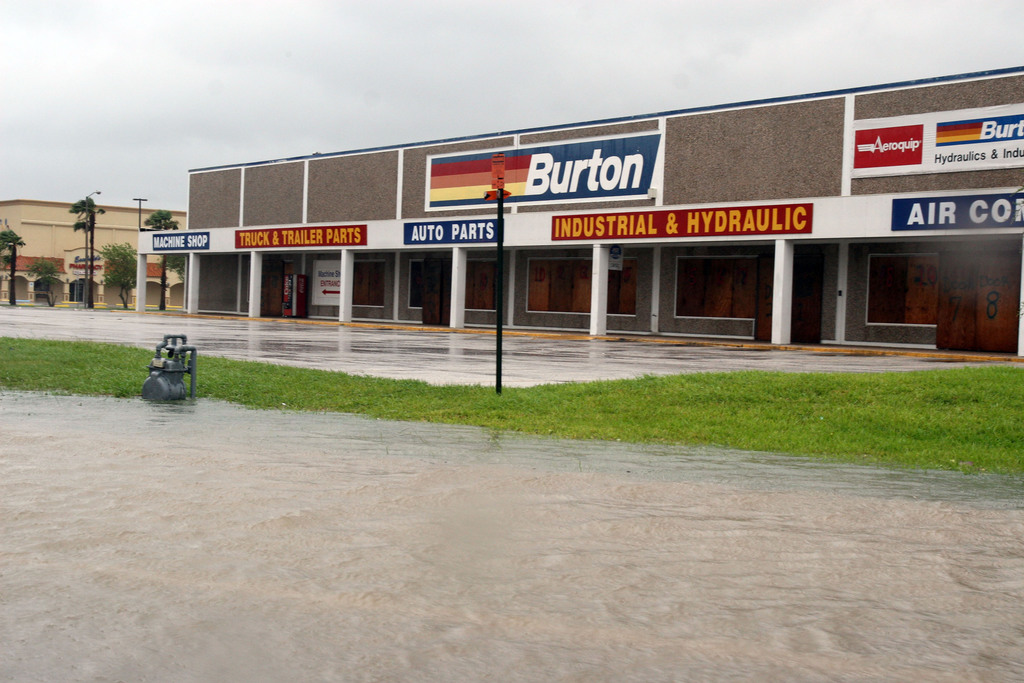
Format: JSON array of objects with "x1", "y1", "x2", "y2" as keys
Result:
[{"x1": 1, "y1": 306, "x2": 1019, "y2": 385}]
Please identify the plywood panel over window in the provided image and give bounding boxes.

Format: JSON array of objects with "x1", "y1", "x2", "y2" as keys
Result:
[
  {"x1": 675, "y1": 257, "x2": 757, "y2": 319},
  {"x1": 528, "y1": 260, "x2": 552, "y2": 312},
  {"x1": 465, "y1": 261, "x2": 496, "y2": 311},
  {"x1": 527, "y1": 258, "x2": 638, "y2": 314},
  {"x1": 353, "y1": 261, "x2": 385, "y2": 307},
  {"x1": 868, "y1": 254, "x2": 938, "y2": 325},
  {"x1": 675, "y1": 259, "x2": 706, "y2": 317},
  {"x1": 607, "y1": 262, "x2": 637, "y2": 315}
]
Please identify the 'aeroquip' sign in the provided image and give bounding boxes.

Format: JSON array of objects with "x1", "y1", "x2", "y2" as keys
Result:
[{"x1": 427, "y1": 133, "x2": 661, "y2": 210}]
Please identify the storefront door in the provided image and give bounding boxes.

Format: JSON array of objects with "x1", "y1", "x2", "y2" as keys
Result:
[
  {"x1": 791, "y1": 254, "x2": 824, "y2": 344},
  {"x1": 937, "y1": 250, "x2": 1020, "y2": 353}
]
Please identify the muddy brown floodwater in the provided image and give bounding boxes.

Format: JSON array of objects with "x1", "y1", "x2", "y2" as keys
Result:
[{"x1": 2, "y1": 391, "x2": 1023, "y2": 682}]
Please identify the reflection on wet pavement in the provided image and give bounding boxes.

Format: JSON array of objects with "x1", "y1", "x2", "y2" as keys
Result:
[{"x1": 2, "y1": 307, "x2": 1015, "y2": 386}]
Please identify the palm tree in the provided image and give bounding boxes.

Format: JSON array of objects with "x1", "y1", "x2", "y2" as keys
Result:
[
  {"x1": 70, "y1": 195, "x2": 104, "y2": 308},
  {"x1": 0, "y1": 229, "x2": 27, "y2": 306},
  {"x1": 144, "y1": 209, "x2": 180, "y2": 310}
]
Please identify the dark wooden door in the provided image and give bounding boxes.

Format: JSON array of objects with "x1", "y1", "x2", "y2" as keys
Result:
[
  {"x1": 755, "y1": 256, "x2": 774, "y2": 341},
  {"x1": 260, "y1": 264, "x2": 283, "y2": 317},
  {"x1": 790, "y1": 254, "x2": 823, "y2": 343},
  {"x1": 421, "y1": 258, "x2": 451, "y2": 326},
  {"x1": 938, "y1": 251, "x2": 1020, "y2": 352}
]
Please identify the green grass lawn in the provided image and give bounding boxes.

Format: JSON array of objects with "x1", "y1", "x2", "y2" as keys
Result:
[{"x1": 2, "y1": 336, "x2": 1022, "y2": 474}]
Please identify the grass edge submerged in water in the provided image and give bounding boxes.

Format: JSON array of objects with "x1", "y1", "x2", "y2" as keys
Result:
[{"x1": 1, "y1": 336, "x2": 1022, "y2": 475}]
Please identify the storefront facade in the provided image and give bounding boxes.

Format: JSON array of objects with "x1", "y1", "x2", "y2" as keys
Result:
[
  {"x1": 142, "y1": 67, "x2": 1024, "y2": 355},
  {"x1": 2, "y1": 200, "x2": 186, "y2": 308}
]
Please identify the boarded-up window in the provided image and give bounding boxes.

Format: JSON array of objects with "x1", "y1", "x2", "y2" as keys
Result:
[
  {"x1": 528, "y1": 259, "x2": 589, "y2": 313},
  {"x1": 353, "y1": 261, "x2": 385, "y2": 307},
  {"x1": 465, "y1": 261, "x2": 496, "y2": 310},
  {"x1": 675, "y1": 257, "x2": 757, "y2": 318},
  {"x1": 527, "y1": 258, "x2": 638, "y2": 314},
  {"x1": 607, "y1": 261, "x2": 637, "y2": 315},
  {"x1": 867, "y1": 254, "x2": 938, "y2": 324},
  {"x1": 409, "y1": 261, "x2": 423, "y2": 309}
]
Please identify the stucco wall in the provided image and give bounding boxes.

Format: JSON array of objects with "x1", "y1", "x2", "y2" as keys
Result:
[
  {"x1": 663, "y1": 97, "x2": 846, "y2": 204},
  {"x1": 309, "y1": 151, "x2": 400, "y2": 222},
  {"x1": 243, "y1": 163, "x2": 305, "y2": 226},
  {"x1": 189, "y1": 169, "x2": 241, "y2": 230}
]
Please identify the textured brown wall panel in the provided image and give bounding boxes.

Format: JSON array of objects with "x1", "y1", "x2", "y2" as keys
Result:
[
  {"x1": 189, "y1": 169, "x2": 241, "y2": 230},
  {"x1": 520, "y1": 120, "x2": 660, "y2": 145},
  {"x1": 308, "y1": 151, "x2": 400, "y2": 222},
  {"x1": 402, "y1": 137, "x2": 514, "y2": 219},
  {"x1": 519, "y1": 198, "x2": 657, "y2": 214},
  {"x1": 242, "y1": 163, "x2": 304, "y2": 226},
  {"x1": 854, "y1": 75, "x2": 1024, "y2": 119},
  {"x1": 664, "y1": 98, "x2": 845, "y2": 204},
  {"x1": 853, "y1": 168, "x2": 1024, "y2": 195}
]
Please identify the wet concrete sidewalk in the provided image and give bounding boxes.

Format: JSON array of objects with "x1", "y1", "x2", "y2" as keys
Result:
[{"x1": 1, "y1": 306, "x2": 1019, "y2": 386}]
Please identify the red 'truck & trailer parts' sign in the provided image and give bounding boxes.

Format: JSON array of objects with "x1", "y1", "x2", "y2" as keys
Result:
[{"x1": 235, "y1": 225, "x2": 367, "y2": 249}]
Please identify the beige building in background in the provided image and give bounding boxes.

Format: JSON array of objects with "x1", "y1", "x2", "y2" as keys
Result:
[{"x1": 1, "y1": 199, "x2": 187, "y2": 308}]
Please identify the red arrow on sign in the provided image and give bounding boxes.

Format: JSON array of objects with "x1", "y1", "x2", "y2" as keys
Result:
[
  {"x1": 484, "y1": 190, "x2": 511, "y2": 201},
  {"x1": 322, "y1": 289, "x2": 340, "y2": 295}
]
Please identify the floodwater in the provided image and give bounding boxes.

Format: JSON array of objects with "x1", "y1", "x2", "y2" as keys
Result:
[{"x1": 2, "y1": 391, "x2": 1023, "y2": 682}]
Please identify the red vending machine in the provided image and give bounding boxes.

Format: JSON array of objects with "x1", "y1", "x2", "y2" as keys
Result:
[{"x1": 282, "y1": 274, "x2": 308, "y2": 318}]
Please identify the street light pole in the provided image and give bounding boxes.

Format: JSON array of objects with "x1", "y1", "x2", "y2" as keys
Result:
[
  {"x1": 133, "y1": 198, "x2": 147, "y2": 230},
  {"x1": 133, "y1": 198, "x2": 149, "y2": 309}
]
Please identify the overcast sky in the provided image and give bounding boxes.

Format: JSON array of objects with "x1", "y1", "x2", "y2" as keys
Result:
[{"x1": 3, "y1": 0, "x2": 1024, "y2": 214}]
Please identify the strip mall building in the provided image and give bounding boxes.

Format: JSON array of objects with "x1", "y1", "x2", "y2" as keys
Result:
[{"x1": 139, "y1": 67, "x2": 1024, "y2": 355}]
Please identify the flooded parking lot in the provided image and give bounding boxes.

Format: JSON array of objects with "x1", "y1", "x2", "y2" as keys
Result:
[
  {"x1": 1, "y1": 307, "x2": 1016, "y2": 386},
  {"x1": 2, "y1": 391, "x2": 1022, "y2": 682}
]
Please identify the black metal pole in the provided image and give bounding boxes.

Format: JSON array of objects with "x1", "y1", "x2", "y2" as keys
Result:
[
  {"x1": 496, "y1": 190, "x2": 504, "y2": 395},
  {"x1": 87, "y1": 209, "x2": 95, "y2": 309}
]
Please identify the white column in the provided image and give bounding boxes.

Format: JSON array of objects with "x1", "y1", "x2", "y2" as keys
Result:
[
  {"x1": 186, "y1": 252, "x2": 201, "y2": 314},
  {"x1": 135, "y1": 254, "x2": 148, "y2": 312},
  {"x1": 771, "y1": 239, "x2": 794, "y2": 345},
  {"x1": 590, "y1": 243, "x2": 609, "y2": 336},
  {"x1": 1018, "y1": 235, "x2": 1024, "y2": 357},
  {"x1": 338, "y1": 249, "x2": 354, "y2": 322},
  {"x1": 650, "y1": 245, "x2": 661, "y2": 333},
  {"x1": 841, "y1": 94, "x2": 855, "y2": 197},
  {"x1": 450, "y1": 246, "x2": 467, "y2": 329},
  {"x1": 247, "y1": 251, "x2": 262, "y2": 318},
  {"x1": 835, "y1": 241, "x2": 849, "y2": 343}
]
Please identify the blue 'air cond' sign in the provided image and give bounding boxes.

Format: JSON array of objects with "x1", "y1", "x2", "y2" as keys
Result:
[{"x1": 892, "y1": 193, "x2": 1024, "y2": 230}]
